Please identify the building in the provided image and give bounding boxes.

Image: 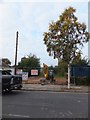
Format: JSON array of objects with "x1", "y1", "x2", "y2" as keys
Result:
[
  {"x1": 0, "y1": 58, "x2": 15, "y2": 74},
  {"x1": 1, "y1": 58, "x2": 11, "y2": 70}
]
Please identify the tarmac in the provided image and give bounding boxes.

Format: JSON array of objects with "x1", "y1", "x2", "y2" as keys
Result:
[{"x1": 22, "y1": 83, "x2": 89, "y2": 93}]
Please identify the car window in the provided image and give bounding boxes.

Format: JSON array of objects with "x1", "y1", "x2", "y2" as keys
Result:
[{"x1": 2, "y1": 71, "x2": 11, "y2": 75}]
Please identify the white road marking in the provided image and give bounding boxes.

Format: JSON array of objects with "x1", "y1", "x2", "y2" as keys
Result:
[
  {"x1": 59, "y1": 111, "x2": 73, "y2": 117},
  {"x1": 65, "y1": 112, "x2": 70, "y2": 116},
  {"x1": 77, "y1": 100, "x2": 81, "y2": 103},
  {"x1": 62, "y1": 114, "x2": 65, "y2": 117},
  {"x1": 59, "y1": 112, "x2": 63, "y2": 115},
  {"x1": 41, "y1": 107, "x2": 44, "y2": 110},
  {"x1": 68, "y1": 111, "x2": 73, "y2": 115},
  {"x1": 3, "y1": 114, "x2": 30, "y2": 118},
  {"x1": 59, "y1": 112, "x2": 65, "y2": 117}
]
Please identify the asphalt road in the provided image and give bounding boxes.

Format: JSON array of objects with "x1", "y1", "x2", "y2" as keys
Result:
[{"x1": 2, "y1": 90, "x2": 88, "y2": 118}]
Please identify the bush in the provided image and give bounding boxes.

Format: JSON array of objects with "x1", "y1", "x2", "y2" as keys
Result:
[{"x1": 53, "y1": 66, "x2": 67, "y2": 77}]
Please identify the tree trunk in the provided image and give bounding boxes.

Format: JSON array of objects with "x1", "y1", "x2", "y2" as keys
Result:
[
  {"x1": 58, "y1": 58, "x2": 61, "y2": 66},
  {"x1": 68, "y1": 64, "x2": 70, "y2": 89}
]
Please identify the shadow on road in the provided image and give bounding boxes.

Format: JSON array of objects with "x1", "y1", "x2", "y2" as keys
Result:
[{"x1": 2, "y1": 90, "x2": 22, "y2": 96}]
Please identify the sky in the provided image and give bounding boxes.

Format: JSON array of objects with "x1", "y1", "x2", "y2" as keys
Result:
[{"x1": 0, "y1": 0, "x2": 89, "y2": 66}]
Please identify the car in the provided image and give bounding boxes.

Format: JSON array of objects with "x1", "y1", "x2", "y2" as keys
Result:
[{"x1": 1, "y1": 70, "x2": 22, "y2": 92}]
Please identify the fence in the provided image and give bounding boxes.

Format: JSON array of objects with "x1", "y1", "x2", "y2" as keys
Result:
[
  {"x1": 71, "y1": 65, "x2": 90, "y2": 77},
  {"x1": 70, "y1": 65, "x2": 90, "y2": 85}
]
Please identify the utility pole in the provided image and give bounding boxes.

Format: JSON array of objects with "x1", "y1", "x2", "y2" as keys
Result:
[{"x1": 14, "y1": 31, "x2": 19, "y2": 75}]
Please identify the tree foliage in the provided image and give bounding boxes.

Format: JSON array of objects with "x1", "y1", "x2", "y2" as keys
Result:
[
  {"x1": 72, "y1": 53, "x2": 89, "y2": 65},
  {"x1": 43, "y1": 7, "x2": 89, "y2": 64},
  {"x1": 17, "y1": 54, "x2": 40, "y2": 68}
]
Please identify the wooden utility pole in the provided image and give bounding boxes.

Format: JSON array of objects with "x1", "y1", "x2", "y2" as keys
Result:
[{"x1": 14, "y1": 31, "x2": 19, "y2": 75}]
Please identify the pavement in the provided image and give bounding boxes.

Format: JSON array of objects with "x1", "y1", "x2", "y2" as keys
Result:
[{"x1": 22, "y1": 83, "x2": 89, "y2": 93}]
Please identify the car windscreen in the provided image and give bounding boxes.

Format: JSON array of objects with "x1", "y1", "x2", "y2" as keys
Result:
[{"x1": 2, "y1": 71, "x2": 11, "y2": 75}]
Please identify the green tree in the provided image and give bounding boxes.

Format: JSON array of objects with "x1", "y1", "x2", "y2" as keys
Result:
[
  {"x1": 43, "y1": 7, "x2": 89, "y2": 88},
  {"x1": 18, "y1": 54, "x2": 40, "y2": 69},
  {"x1": 72, "y1": 53, "x2": 89, "y2": 65}
]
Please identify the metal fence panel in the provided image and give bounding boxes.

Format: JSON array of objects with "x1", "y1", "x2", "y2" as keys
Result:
[{"x1": 71, "y1": 65, "x2": 90, "y2": 77}]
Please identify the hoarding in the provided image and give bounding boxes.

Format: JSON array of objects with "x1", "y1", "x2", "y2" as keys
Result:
[
  {"x1": 22, "y1": 72, "x2": 28, "y2": 80},
  {"x1": 31, "y1": 70, "x2": 38, "y2": 75}
]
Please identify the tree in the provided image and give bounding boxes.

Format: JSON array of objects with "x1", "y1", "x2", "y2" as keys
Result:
[
  {"x1": 17, "y1": 54, "x2": 40, "y2": 69},
  {"x1": 43, "y1": 7, "x2": 90, "y2": 88},
  {"x1": 72, "y1": 53, "x2": 89, "y2": 65}
]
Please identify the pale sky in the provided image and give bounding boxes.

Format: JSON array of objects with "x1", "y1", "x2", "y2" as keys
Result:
[{"x1": 0, "y1": 0, "x2": 89, "y2": 66}]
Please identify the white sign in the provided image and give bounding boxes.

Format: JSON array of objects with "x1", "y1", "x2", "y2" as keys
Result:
[
  {"x1": 31, "y1": 70, "x2": 38, "y2": 75},
  {"x1": 16, "y1": 69, "x2": 22, "y2": 75},
  {"x1": 22, "y1": 72, "x2": 28, "y2": 80}
]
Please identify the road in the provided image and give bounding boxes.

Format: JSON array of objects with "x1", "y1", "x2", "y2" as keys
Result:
[{"x1": 2, "y1": 90, "x2": 88, "y2": 118}]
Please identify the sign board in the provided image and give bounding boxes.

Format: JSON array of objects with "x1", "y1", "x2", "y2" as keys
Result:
[
  {"x1": 31, "y1": 70, "x2": 38, "y2": 76},
  {"x1": 22, "y1": 72, "x2": 28, "y2": 80},
  {"x1": 16, "y1": 69, "x2": 22, "y2": 75}
]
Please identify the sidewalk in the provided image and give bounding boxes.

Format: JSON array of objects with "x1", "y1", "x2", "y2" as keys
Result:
[{"x1": 22, "y1": 84, "x2": 89, "y2": 93}]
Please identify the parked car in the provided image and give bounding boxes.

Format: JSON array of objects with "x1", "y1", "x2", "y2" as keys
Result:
[{"x1": 1, "y1": 70, "x2": 22, "y2": 92}]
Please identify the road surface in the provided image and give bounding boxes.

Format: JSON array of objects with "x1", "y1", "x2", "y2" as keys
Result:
[{"x1": 2, "y1": 90, "x2": 88, "y2": 118}]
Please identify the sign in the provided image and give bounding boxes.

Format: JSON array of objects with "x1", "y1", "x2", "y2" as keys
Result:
[
  {"x1": 22, "y1": 72, "x2": 28, "y2": 80},
  {"x1": 31, "y1": 70, "x2": 38, "y2": 75},
  {"x1": 16, "y1": 69, "x2": 22, "y2": 75}
]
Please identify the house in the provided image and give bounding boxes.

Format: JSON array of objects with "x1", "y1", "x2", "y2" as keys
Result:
[
  {"x1": 0, "y1": 58, "x2": 15, "y2": 74},
  {"x1": 1, "y1": 58, "x2": 11, "y2": 70}
]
